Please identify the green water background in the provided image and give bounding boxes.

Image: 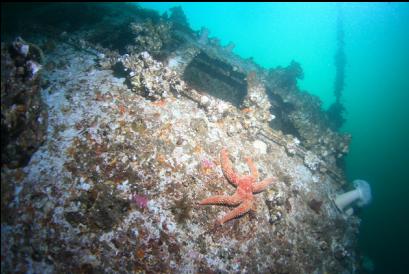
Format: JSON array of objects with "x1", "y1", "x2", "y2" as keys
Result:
[{"x1": 142, "y1": 3, "x2": 409, "y2": 273}]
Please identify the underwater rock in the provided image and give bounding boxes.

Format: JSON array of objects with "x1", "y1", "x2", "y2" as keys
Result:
[
  {"x1": 224, "y1": 41, "x2": 235, "y2": 53},
  {"x1": 1, "y1": 4, "x2": 360, "y2": 274},
  {"x1": 264, "y1": 61, "x2": 351, "y2": 167},
  {"x1": 308, "y1": 198, "x2": 323, "y2": 214},
  {"x1": 242, "y1": 71, "x2": 274, "y2": 124},
  {"x1": 304, "y1": 151, "x2": 321, "y2": 171},
  {"x1": 1, "y1": 39, "x2": 48, "y2": 168},
  {"x1": 65, "y1": 183, "x2": 130, "y2": 232},
  {"x1": 169, "y1": 6, "x2": 190, "y2": 30},
  {"x1": 253, "y1": 139, "x2": 268, "y2": 154},
  {"x1": 117, "y1": 51, "x2": 185, "y2": 100},
  {"x1": 11, "y1": 36, "x2": 44, "y2": 64},
  {"x1": 12, "y1": 36, "x2": 29, "y2": 57},
  {"x1": 269, "y1": 60, "x2": 304, "y2": 89},
  {"x1": 198, "y1": 27, "x2": 210, "y2": 45},
  {"x1": 128, "y1": 19, "x2": 172, "y2": 57}
]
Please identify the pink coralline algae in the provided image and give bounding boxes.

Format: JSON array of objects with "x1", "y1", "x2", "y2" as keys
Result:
[
  {"x1": 201, "y1": 158, "x2": 215, "y2": 169},
  {"x1": 132, "y1": 194, "x2": 149, "y2": 209},
  {"x1": 201, "y1": 158, "x2": 215, "y2": 174}
]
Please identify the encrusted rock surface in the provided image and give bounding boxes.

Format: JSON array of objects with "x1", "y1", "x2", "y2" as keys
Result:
[
  {"x1": 1, "y1": 38, "x2": 47, "y2": 168},
  {"x1": 128, "y1": 19, "x2": 172, "y2": 57},
  {"x1": 1, "y1": 4, "x2": 361, "y2": 273},
  {"x1": 1, "y1": 43, "x2": 360, "y2": 273}
]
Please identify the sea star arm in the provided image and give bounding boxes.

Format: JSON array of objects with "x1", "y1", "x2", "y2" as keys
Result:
[
  {"x1": 219, "y1": 199, "x2": 253, "y2": 225},
  {"x1": 252, "y1": 177, "x2": 275, "y2": 193},
  {"x1": 221, "y1": 148, "x2": 239, "y2": 186},
  {"x1": 244, "y1": 156, "x2": 259, "y2": 180},
  {"x1": 199, "y1": 193, "x2": 242, "y2": 206}
]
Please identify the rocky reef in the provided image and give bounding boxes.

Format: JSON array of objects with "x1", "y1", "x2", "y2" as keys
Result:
[
  {"x1": 1, "y1": 3, "x2": 361, "y2": 273},
  {"x1": 1, "y1": 37, "x2": 47, "y2": 168}
]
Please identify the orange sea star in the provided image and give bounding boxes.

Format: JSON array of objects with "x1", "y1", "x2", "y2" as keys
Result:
[{"x1": 199, "y1": 148, "x2": 275, "y2": 225}]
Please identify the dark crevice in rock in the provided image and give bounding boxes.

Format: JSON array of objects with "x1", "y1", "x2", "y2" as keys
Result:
[
  {"x1": 183, "y1": 51, "x2": 247, "y2": 107},
  {"x1": 266, "y1": 91, "x2": 301, "y2": 139}
]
